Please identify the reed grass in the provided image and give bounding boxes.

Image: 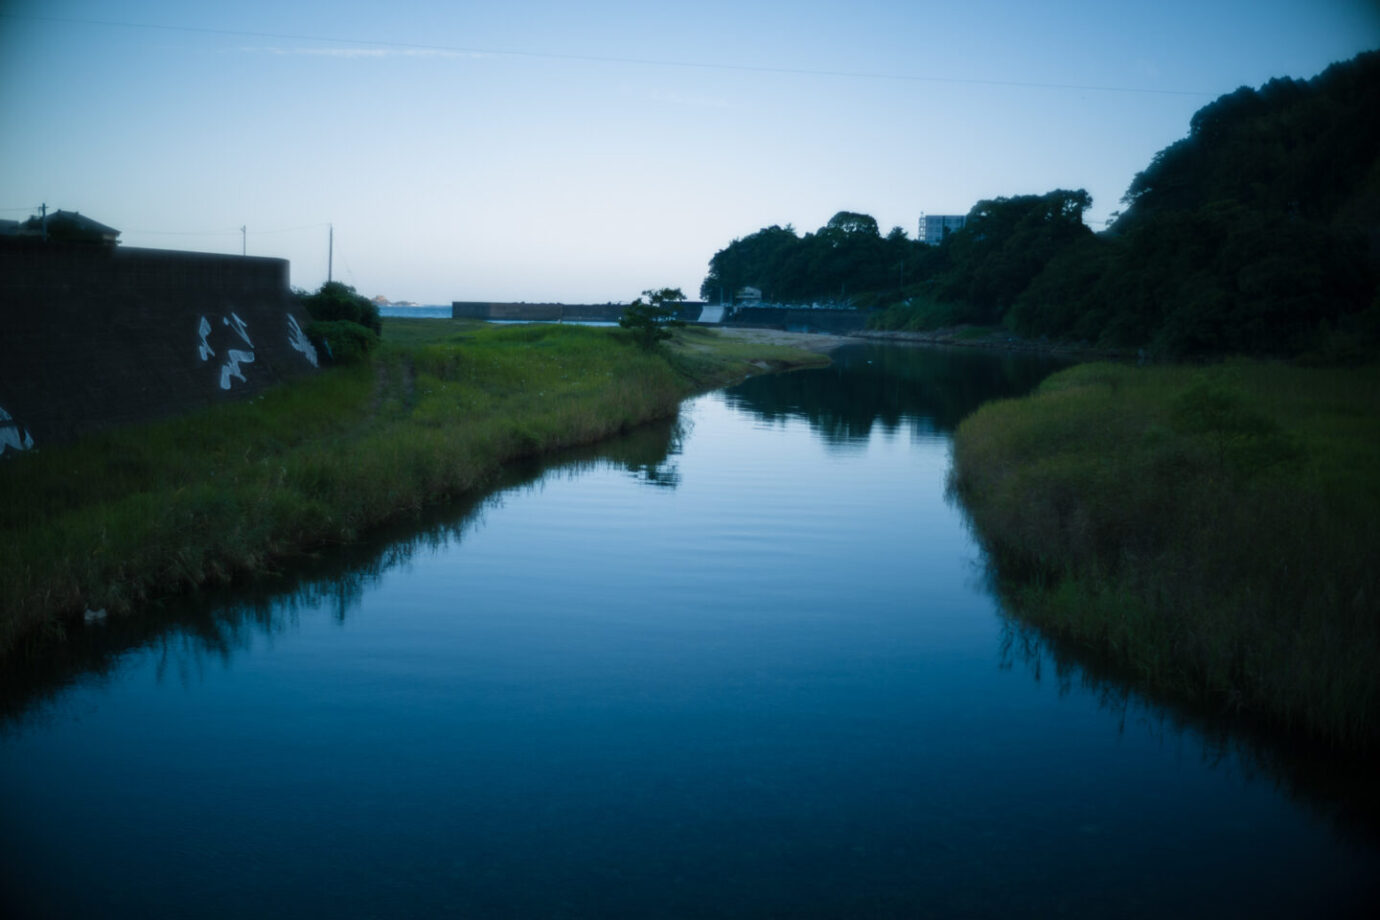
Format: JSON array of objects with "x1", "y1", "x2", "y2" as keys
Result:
[
  {"x1": 0, "y1": 320, "x2": 826, "y2": 658},
  {"x1": 951, "y1": 360, "x2": 1380, "y2": 749}
]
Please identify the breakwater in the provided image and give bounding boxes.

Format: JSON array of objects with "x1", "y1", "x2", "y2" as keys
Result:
[
  {"x1": 452, "y1": 301, "x2": 706, "y2": 323},
  {"x1": 0, "y1": 240, "x2": 320, "y2": 450},
  {"x1": 719, "y1": 307, "x2": 868, "y2": 334},
  {"x1": 451, "y1": 300, "x2": 868, "y2": 333}
]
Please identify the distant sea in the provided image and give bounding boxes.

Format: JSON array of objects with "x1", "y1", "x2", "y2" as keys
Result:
[
  {"x1": 378, "y1": 305, "x2": 619, "y2": 326},
  {"x1": 378, "y1": 305, "x2": 451, "y2": 318}
]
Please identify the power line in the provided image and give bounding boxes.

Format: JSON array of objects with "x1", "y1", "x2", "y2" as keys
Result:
[
  {"x1": 124, "y1": 222, "x2": 329, "y2": 236},
  {"x1": 252, "y1": 222, "x2": 333, "y2": 235},
  {"x1": 1, "y1": 12, "x2": 1218, "y2": 98},
  {"x1": 124, "y1": 227, "x2": 242, "y2": 236}
]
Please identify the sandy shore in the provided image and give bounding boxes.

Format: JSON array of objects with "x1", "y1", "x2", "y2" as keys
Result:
[{"x1": 710, "y1": 326, "x2": 859, "y2": 353}]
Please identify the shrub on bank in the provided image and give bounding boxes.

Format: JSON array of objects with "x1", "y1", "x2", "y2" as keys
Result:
[
  {"x1": 297, "y1": 281, "x2": 383, "y2": 334},
  {"x1": 307, "y1": 319, "x2": 380, "y2": 365}
]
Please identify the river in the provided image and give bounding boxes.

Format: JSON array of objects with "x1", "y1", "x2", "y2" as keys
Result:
[{"x1": 1, "y1": 343, "x2": 1376, "y2": 917}]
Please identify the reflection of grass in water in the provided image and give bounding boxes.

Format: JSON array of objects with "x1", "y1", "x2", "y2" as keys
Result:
[
  {"x1": 994, "y1": 610, "x2": 1380, "y2": 843},
  {"x1": 953, "y1": 360, "x2": 1380, "y2": 751},
  {"x1": 0, "y1": 416, "x2": 687, "y2": 732},
  {"x1": 726, "y1": 343, "x2": 1067, "y2": 444},
  {"x1": 0, "y1": 320, "x2": 823, "y2": 659}
]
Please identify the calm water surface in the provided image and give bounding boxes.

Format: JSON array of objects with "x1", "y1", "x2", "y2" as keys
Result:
[{"x1": 2, "y1": 345, "x2": 1377, "y2": 917}]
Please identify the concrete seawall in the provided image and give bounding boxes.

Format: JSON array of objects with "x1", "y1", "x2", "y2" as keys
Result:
[
  {"x1": 452, "y1": 301, "x2": 707, "y2": 323},
  {"x1": 719, "y1": 307, "x2": 869, "y2": 334},
  {"x1": 451, "y1": 301, "x2": 866, "y2": 333},
  {"x1": 0, "y1": 241, "x2": 321, "y2": 452}
]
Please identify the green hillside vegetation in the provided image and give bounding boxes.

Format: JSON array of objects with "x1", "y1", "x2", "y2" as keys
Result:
[
  {"x1": 706, "y1": 50, "x2": 1380, "y2": 360},
  {"x1": 0, "y1": 320, "x2": 825, "y2": 659},
  {"x1": 1010, "y1": 51, "x2": 1380, "y2": 357}
]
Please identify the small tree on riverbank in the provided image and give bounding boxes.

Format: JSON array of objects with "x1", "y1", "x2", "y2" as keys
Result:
[{"x1": 620, "y1": 287, "x2": 687, "y2": 349}]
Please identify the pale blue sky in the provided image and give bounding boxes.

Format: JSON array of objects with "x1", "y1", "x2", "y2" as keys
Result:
[{"x1": 3, "y1": 1, "x2": 1377, "y2": 303}]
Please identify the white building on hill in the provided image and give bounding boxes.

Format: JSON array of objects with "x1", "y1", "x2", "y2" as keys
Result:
[{"x1": 919, "y1": 213, "x2": 966, "y2": 245}]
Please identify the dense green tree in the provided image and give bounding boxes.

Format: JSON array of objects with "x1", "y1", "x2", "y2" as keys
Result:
[
  {"x1": 700, "y1": 225, "x2": 801, "y2": 302},
  {"x1": 822, "y1": 211, "x2": 880, "y2": 239},
  {"x1": 1012, "y1": 201, "x2": 1373, "y2": 355},
  {"x1": 1117, "y1": 52, "x2": 1380, "y2": 233},
  {"x1": 700, "y1": 214, "x2": 926, "y2": 305},
  {"x1": 932, "y1": 189, "x2": 1094, "y2": 323},
  {"x1": 1006, "y1": 235, "x2": 1121, "y2": 342}
]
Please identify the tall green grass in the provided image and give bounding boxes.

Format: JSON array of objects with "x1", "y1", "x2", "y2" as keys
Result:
[
  {"x1": 952, "y1": 361, "x2": 1380, "y2": 749},
  {"x1": 0, "y1": 320, "x2": 826, "y2": 658}
]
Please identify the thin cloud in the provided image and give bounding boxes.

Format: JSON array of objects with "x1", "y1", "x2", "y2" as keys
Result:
[
  {"x1": 4, "y1": 12, "x2": 1214, "y2": 96},
  {"x1": 241, "y1": 45, "x2": 487, "y2": 60}
]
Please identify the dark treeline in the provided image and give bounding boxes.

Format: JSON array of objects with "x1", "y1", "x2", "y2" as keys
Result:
[
  {"x1": 700, "y1": 211, "x2": 932, "y2": 306},
  {"x1": 703, "y1": 50, "x2": 1380, "y2": 358}
]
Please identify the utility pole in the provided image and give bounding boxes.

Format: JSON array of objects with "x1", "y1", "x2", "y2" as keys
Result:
[
  {"x1": 241, "y1": 225, "x2": 246, "y2": 256},
  {"x1": 40, "y1": 202, "x2": 47, "y2": 241},
  {"x1": 328, "y1": 224, "x2": 333, "y2": 283}
]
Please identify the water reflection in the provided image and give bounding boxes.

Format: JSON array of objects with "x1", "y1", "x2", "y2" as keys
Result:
[
  {"x1": 618, "y1": 415, "x2": 684, "y2": 488},
  {"x1": 0, "y1": 414, "x2": 685, "y2": 731},
  {"x1": 3, "y1": 342, "x2": 1377, "y2": 915},
  {"x1": 4, "y1": 347, "x2": 1051, "y2": 730},
  {"x1": 728, "y1": 345, "x2": 1380, "y2": 841},
  {"x1": 989, "y1": 579, "x2": 1380, "y2": 843},
  {"x1": 725, "y1": 343, "x2": 1067, "y2": 444}
]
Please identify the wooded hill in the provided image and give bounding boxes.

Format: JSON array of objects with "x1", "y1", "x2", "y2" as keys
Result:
[{"x1": 703, "y1": 50, "x2": 1380, "y2": 358}]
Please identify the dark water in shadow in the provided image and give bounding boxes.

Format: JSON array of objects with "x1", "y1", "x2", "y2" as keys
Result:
[{"x1": 2, "y1": 344, "x2": 1376, "y2": 918}]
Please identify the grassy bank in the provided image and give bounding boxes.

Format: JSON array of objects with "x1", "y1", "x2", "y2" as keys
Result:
[
  {"x1": 951, "y1": 360, "x2": 1380, "y2": 750},
  {"x1": 0, "y1": 320, "x2": 826, "y2": 658}
]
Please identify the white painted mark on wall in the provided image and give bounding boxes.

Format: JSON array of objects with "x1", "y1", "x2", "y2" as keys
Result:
[
  {"x1": 224, "y1": 313, "x2": 253, "y2": 348},
  {"x1": 0, "y1": 405, "x2": 35, "y2": 455},
  {"x1": 286, "y1": 314, "x2": 319, "y2": 367},
  {"x1": 199, "y1": 314, "x2": 258, "y2": 389},
  {"x1": 219, "y1": 349, "x2": 256, "y2": 390}
]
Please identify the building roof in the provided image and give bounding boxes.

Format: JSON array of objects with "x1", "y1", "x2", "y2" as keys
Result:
[{"x1": 19, "y1": 210, "x2": 121, "y2": 242}]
